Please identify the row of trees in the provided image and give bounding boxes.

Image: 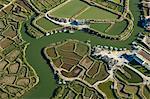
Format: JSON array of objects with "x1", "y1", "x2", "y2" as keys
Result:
[{"x1": 83, "y1": 28, "x2": 119, "y2": 40}]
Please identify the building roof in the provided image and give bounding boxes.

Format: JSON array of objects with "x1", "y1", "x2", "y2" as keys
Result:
[
  {"x1": 143, "y1": 36, "x2": 150, "y2": 48},
  {"x1": 70, "y1": 20, "x2": 84, "y2": 26},
  {"x1": 141, "y1": 18, "x2": 150, "y2": 29},
  {"x1": 122, "y1": 54, "x2": 144, "y2": 65},
  {"x1": 138, "y1": 49, "x2": 150, "y2": 61}
]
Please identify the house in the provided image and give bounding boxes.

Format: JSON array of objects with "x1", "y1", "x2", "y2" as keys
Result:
[
  {"x1": 142, "y1": 36, "x2": 150, "y2": 49},
  {"x1": 141, "y1": 17, "x2": 150, "y2": 30},
  {"x1": 141, "y1": 0, "x2": 150, "y2": 30},
  {"x1": 70, "y1": 20, "x2": 85, "y2": 26},
  {"x1": 122, "y1": 54, "x2": 144, "y2": 65},
  {"x1": 137, "y1": 49, "x2": 150, "y2": 62}
]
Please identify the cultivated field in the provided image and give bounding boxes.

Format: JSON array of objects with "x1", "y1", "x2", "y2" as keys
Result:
[
  {"x1": 50, "y1": 80, "x2": 104, "y2": 98},
  {"x1": 30, "y1": 0, "x2": 67, "y2": 12},
  {"x1": 3, "y1": 26, "x2": 17, "y2": 38},
  {"x1": 116, "y1": 82, "x2": 146, "y2": 98},
  {"x1": 98, "y1": 81, "x2": 117, "y2": 99},
  {"x1": 44, "y1": 39, "x2": 109, "y2": 84},
  {"x1": 84, "y1": 61, "x2": 109, "y2": 85},
  {"x1": 50, "y1": 0, "x2": 118, "y2": 20},
  {"x1": 44, "y1": 40, "x2": 89, "y2": 78},
  {"x1": 76, "y1": 7, "x2": 118, "y2": 20},
  {"x1": 27, "y1": 25, "x2": 44, "y2": 38},
  {"x1": 106, "y1": 20, "x2": 128, "y2": 35},
  {"x1": 50, "y1": 0, "x2": 88, "y2": 18},
  {"x1": 115, "y1": 66, "x2": 143, "y2": 84},
  {"x1": 35, "y1": 17, "x2": 60, "y2": 31},
  {"x1": 90, "y1": 23, "x2": 111, "y2": 33},
  {"x1": 143, "y1": 85, "x2": 150, "y2": 99},
  {"x1": 0, "y1": 1, "x2": 39, "y2": 98}
]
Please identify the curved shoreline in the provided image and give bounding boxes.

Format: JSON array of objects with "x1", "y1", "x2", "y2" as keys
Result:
[{"x1": 20, "y1": 0, "x2": 144, "y2": 98}]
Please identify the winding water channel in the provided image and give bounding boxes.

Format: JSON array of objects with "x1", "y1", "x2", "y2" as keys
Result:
[{"x1": 22, "y1": 0, "x2": 144, "y2": 98}]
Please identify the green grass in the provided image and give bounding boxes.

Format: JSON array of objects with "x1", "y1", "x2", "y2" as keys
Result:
[
  {"x1": 106, "y1": 20, "x2": 128, "y2": 35},
  {"x1": 36, "y1": 17, "x2": 60, "y2": 31},
  {"x1": 130, "y1": 64, "x2": 150, "y2": 77},
  {"x1": 116, "y1": 66, "x2": 143, "y2": 84},
  {"x1": 123, "y1": 85, "x2": 140, "y2": 98},
  {"x1": 112, "y1": 0, "x2": 121, "y2": 4},
  {"x1": 66, "y1": 90, "x2": 76, "y2": 98},
  {"x1": 75, "y1": 42, "x2": 89, "y2": 56},
  {"x1": 77, "y1": 7, "x2": 118, "y2": 20},
  {"x1": 84, "y1": 87, "x2": 93, "y2": 97},
  {"x1": 143, "y1": 85, "x2": 150, "y2": 99},
  {"x1": 90, "y1": 23, "x2": 110, "y2": 33},
  {"x1": 27, "y1": 25, "x2": 44, "y2": 38},
  {"x1": 98, "y1": 81, "x2": 117, "y2": 99},
  {"x1": 51, "y1": 0, "x2": 88, "y2": 18},
  {"x1": 31, "y1": 0, "x2": 45, "y2": 11},
  {"x1": 70, "y1": 82, "x2": 83, "y2": 94},
  {"x1": 123, "y1": 66, "x2": 143, "y2": 83}
]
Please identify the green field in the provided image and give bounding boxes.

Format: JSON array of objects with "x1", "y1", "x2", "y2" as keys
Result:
[
  {"x1": 36, "y1": 17, "x2": 60, "y2": 31},
  {"x1": 123, "y1": 66, "x2": 143, "y2": 83},
  {"x1": 84, "y1": 62, "x2": 109, "y2": 85},
  {"x1": 98, "y1": 81, "x2": 117, "y2": 99},
  {"x1": 50, "y1": 81, "x2": 103, "y2": 98},
  {"x1": 50, "y1": 0, "x2": 88, "y2": 18},
  {"x1": 143, "y1": 85, "x2": 150, "y2": 99},
  {"x1": 112, "y1": 0, "x2": 121, "y2": 4},
  {"x1": 50, "y1": 0, "x2": 118, "y2": 20},
  {"x1": 106, "y1": 20, "x2": 128, "y2": 35},
  {"x1": 76, "y1": 7, "x2": 118, "y2": 20},
  {"x1": 90, "y1": 23, "x2": 110, "y2": 33},
  {"x1": 30, "y1": 0, "x2": 67, "y2": 12},
  {"x1": 116, "y1": 66, "x2": 143, "y2": 84},
  {"x1": 75, "y1": 42, "x2": 89, "y2": 56},
  {"x1": 130, "y1": 64, "x2": 150, "y2": 77},
  {"x1": 70, "y1": 82, "x2": 84, "y2": 94}
]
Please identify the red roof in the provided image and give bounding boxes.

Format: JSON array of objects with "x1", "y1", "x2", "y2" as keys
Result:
[{"x1": 138, "y1": 50, "x2": 150, "y2": 61}]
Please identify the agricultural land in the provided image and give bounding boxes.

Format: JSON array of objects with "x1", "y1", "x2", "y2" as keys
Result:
[{"x1": 0, "y1": 0, "x2": 150, "y2": 99}]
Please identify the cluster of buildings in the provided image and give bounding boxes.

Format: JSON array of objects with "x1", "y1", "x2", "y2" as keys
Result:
[
  {"x1": 142, "y1": 35, "x2": 150, "y2": 49},
  {"x1": 91, "y1": 42, "x2": 150, "y2": 70},
  {"x1": 91, "y1": 45, "x2": 129, "y2": 70},
  {"x1": 141, "y1": 17, "x2": 150, "y2": 31},
  {"x1": 122, "y1": 46, "x2": 150, "y2": 70},
  {"x1": 141, "y1": 0, "x2": 150, "y2": 30}
]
